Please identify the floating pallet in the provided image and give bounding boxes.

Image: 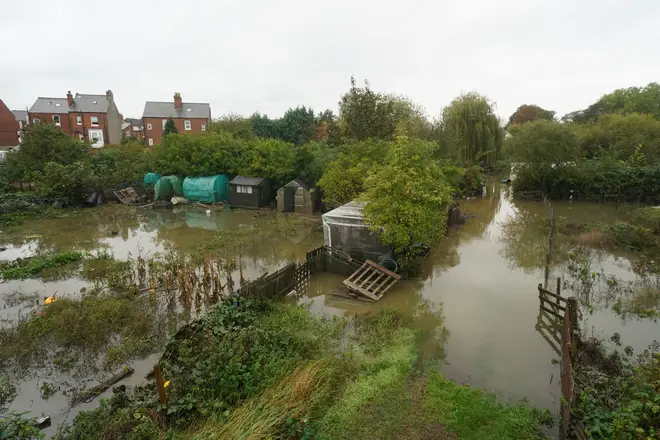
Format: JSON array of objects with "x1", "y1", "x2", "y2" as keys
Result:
[
  {"x1": 113, "y1": 187, "x2": 139, "y2": 205},
  {"x1": 342, "y1": 259, "x2": 401, "y2": 301}
]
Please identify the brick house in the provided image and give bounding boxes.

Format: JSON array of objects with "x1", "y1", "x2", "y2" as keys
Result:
[
  {"x1": 0, "y1": 99, "x2": 19, "y2": 151},
  {"x1": 122, "y1": 118, "x2": 144, "y2": 140},
  {"x1": 12, "y1": 109, "x2": 29, "y2": 144},
  {"x1": 142, "y1": 93, "x2": 211, "y2": 146},
  {"x1": 28, "y1": 90, "x2": 122, "y2": 148}
]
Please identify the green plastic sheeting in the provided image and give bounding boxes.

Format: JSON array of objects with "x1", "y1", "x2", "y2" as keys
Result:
[
  {"x1": 144, "y1": 172, "x2": 161, "y2": 186},
  {"x1": 154, "y1": 176, "x2": 183, "y2": 201},
  {"x1": 182, "y1": 175, "x2": 229, "y2": 203}
]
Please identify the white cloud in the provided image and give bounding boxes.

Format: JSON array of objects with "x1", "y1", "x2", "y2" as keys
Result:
[{"x1": 1, "y1": 0, "x2": 658, "y2": 120}]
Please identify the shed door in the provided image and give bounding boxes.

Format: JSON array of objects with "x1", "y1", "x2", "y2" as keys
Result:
[{"x1": 283, "y1": 187, "x2": 296, "y2": 212}]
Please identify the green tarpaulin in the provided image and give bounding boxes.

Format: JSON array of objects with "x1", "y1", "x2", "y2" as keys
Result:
[
  {"x1": 154, "y1": 176, "x2": 183, "y2": 201},
  {"x1": 182, "y1": 175, "x2": 229, "y2": 203},
  {"x1": 144, "y1": 172, "x2": 161, "y2": 186}
]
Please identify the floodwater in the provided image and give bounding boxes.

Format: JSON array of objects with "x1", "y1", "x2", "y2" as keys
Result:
[{"x1": 1, "y1": 185, "x2": 659, "y2": 438}]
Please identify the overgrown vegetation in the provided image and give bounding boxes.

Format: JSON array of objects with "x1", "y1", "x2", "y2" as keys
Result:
[
  {"x1": 0, "y1": 251, "x2": 83, "y2": 280},
  {"x1": 576, "y1": 339, "x2": 660, "y2": 439}
]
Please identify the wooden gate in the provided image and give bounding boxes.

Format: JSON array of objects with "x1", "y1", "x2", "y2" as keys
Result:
[{"x1": 343, "y1": 260, "x2": 401, "y2": 301}]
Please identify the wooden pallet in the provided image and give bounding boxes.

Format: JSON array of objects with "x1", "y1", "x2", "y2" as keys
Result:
[
  {"x1": 113, "y1": 187, "x2": 139, "y2": 205},
  {"x1": 343, "y1": 259, "x2": 401, "y2": 301}
]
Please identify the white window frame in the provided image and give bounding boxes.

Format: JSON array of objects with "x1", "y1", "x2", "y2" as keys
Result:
[
  {"x1": 184, "y1": 120, "x2": 191, "y2": 131},
  {"x1": 78, "y1": 133, "x2": 84, "y2": 141},
  {"x1": 33, "y1": 118, "x2": 40, "y2": 123},
  {"x1": 147, "y1": 123, "x2": 152, "y2": 131},
  {"x1": 76, "y1": 115, "x2": 82, "y2": 125},
  {"x1": 148, "y1": 138, "x2": 154, "y2": 146},
  {"x1": 201, "y1": 124, "x2": 206, "y2": 132},
  {"x1": 237, "y1": 185, "x2": 253, "y2": 194},
  {"x1": 162, "y1": 119, "x2": 167, "y2": 129},
  {"x1": 52, "y1": 115, "x2": 61, "y2": 126},
  {"x1": 90, "y1": 116, "x2": 99, "y2": 126}
]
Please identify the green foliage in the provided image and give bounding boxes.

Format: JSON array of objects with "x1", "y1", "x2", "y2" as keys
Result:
[
  {"x1": 163, "y1": 118, "x2": 178, "y2": 136},
  {"x1": 440, "y1": 92, "x2": 503, "y2": 166},
  {"x1": 209, "y1": 114, "x2": 254, "y2": 140},
  {"x1": 317, "y1": 139, "x2": 392, "y2": 208},
  {"x1": 1, "y1": 123, "x2": 88, "y2": 181},
  {"x1": 0, "y1": 412, "x2": 44, "y2": 440},
  {"x1": 507, "y1": 104, "x2": 556, "y2": 127},
  {"x1": 278, "y1": 106, "x2": 317, "y2": 145},
  {"x1": 0, "y1": 251, "x2": 83, "y2": 279},
  {"x1": 360, "y1": 137, "x2": 455, "y2": 255},
  {"x1": 422, "y1": 374, "x2": 552, "y2": 440},
  {"x1": 293, "y1": 141, "x2": 337, "y2": 186},
  {"x1": 338, "y1": 77, "x2": 398, "y2": 141},
  {"x1": 160, "y1": 299, "x2": 338, "y2": 424},
  {"x1": 577, "y1": 113, "x2": 660, "y2": 161},
  {"x1": 563, "y1": 82, "x2": 660, "y2": 123},
  {"x1": 577, "y1": 340, "x2": 660, "y2": 439},
  {"x1": 0, "y1": 374, "x2": 17, "y2": 406},
  {"x1": 250, "y1": 112, "x2": 280, "y2": 139},
  {"x1": 89, "y1": 142, "x2": 152, "y2": 190},
  {"x1": 36, "y1": 161, "x2": 92, "y2": 205}
]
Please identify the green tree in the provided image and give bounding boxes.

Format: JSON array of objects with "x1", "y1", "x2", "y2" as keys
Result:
[
  {"x1": 563, "y1": 82, "x2": 660, "y2": 123},
  {"x1": 163, "y1": 118, "x2": 178, "y2": 137},
  {"x1": 277, "y1": 106, "x2": 316, "y2": 145},
  {"x1": 360, "y1": 136, "x2": 454, "y2": 256},
  {"x1": 37, "y1": 161, "x2": 92, "y2": 205},
  {"x1": 440, "y1": 93, "x2": 503, "y2": 166},
  {"x1": 2, "y1": 123, "x2": 87, "y2": 180},
  {"x1": 210, "y1": 114, "x2": 254, "y2": 140},
  {"x1": 238, "y1": 138, "x2": 297, "y2": 187},
  {"x1": 318, "y1": 139, "x2": 393, "y2": 208},
  {"x1": 384, "y1": 94, "x2": 434, "y2": 139},
  {"x1": 507, "y1": 104, "x2": 555, "y2": 127},
  {"x1": 316, "y1": 110, "x2": 342, "y2": 145},
  {"x1": 250, "y1": 113, "x2": 280, "y2": 139},
  {"x1": 293, "y1": 141, "x2": 337, "y2": 186},
  {"x1": 90, "y1": 142, "x2": 152, "y2": 189},
  {"x1": 338, "y1": 77, "x2": 397, "y2": 140}
]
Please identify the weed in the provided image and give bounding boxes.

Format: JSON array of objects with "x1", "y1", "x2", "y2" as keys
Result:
[
  {"x1": 0, "y1": 252, "x2": 83, "y2": 280},
  {"x1": 0, "y1": 412, "x2": 44, "y2": 440}
]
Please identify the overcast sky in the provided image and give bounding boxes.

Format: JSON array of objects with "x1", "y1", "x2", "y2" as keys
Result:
[{"x1": 2, "y1": 0, "x2": 658, "y2": 121}]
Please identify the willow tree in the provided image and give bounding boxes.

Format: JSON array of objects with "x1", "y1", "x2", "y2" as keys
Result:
[{"x1": 440, "y1": 93, "x2": 503, "y2": 166}]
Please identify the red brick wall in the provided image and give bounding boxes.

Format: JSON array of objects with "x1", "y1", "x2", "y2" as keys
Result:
[
  {"x1": 28, "y1": 112, "x2": 72, "y2": 134},
  {"x1": 143, "y1": 117, "x2": 209, "y2": 146},
  {"x1": 0, "y1": 100, "x2": 19, "y2": 147},
  {"x1": 67, "y1": 112, "x2": 109, "y2": 143}
]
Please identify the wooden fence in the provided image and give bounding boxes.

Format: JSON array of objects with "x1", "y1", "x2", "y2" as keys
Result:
[{"x1": 538, "y1": 278, "x2": 566, "y2": 320}]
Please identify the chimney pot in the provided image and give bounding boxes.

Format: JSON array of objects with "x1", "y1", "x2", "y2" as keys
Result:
[
  {"x1": 67, "y1": 91, "x2": 73, "y2": 106},
  {"x1": 174, "y1": 93, "x2": 182, "y2": 109}
]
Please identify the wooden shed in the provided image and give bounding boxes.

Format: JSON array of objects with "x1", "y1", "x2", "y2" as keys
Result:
[
  {"x1": 228, "y1": 176, "x2": 273, "y2": 208},
  {"x1": 277, "y1": 179, "x2": 318, "y2": 214}
]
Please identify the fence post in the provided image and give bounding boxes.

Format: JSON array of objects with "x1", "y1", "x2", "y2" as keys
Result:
[
  {"x1": 154, "y1": 365, "x2": 168, "y2": 406},
  {"x1": 556, "y1": 277, "x2": 561, "y2": 305}
]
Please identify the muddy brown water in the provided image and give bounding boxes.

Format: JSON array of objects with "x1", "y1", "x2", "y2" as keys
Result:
[{"x1": 1, "y1": 185, "x2": 659, "y2": 438}]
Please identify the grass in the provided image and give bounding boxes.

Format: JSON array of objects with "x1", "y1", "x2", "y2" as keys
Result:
[
  {"x1": 0, "y1": 251, "x2": 84, "y2": 280},
  {"x1": 422, "y1": 373, "x2": 552, "y2": 440}
]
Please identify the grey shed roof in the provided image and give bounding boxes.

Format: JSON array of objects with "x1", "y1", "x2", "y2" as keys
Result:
[
  {"x1": 142, "y1": 101, "x2": 210, "y2": 119},
  {"x1": 12, "y1": 110, "x2": 28, "y2": 122},
  {"x1": 69, "y1": 93, "x2": 109, "y2": 113},
  {"x1": 283, "y1": 179, "x2": 310, "y2": 190},
  {"x1": 29, "y1": 98, "x2": 70, "y2": 113},
  {"x1": 230, "y1": 176, "x2": 266, "y2": 186}
]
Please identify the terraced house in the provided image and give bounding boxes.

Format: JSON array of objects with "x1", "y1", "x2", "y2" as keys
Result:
[
  {"x1": 142, "y1": 93, "x2": 211, "y2": 146},
  {"x1": 28, "y1": 90, "x2": 122, "y2": 148}
]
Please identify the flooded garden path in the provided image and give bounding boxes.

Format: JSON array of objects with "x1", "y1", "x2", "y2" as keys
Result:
[{"x1": 1, "y1": 182, "x2": 659, "y2": 437}]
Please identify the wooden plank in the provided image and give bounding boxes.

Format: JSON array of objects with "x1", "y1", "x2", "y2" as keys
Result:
[
  {"x1": 154, "y1": 365, "x2": 168, "y2": 405},
  {"x1": 346, "y1": 262, "x2": 367, "y2": 283},
  {"x1": 538, "y1": 296, "x2": 566, "y2": 312},
  {"x1": 359, "y1": 270, "x2": 380, "y2": 290},
  {"x1": 364, "y1": 272, "x2": 386, "y2": 292},
  {"x1": 354, "y1": 265, "x2": 376, "y2": 285},
  {"x1": 540, "y1": 304, "x2": 563, "y2": 320},
  {"x1": 377, "y1": 277, "x2": 400, "y2": 299},
  {"x1": 365, "y1": 259, "x2": 402, "y2": 280},
  {"x1": 372, "y1": 273, "x2": 394, "y2": 296},
  {"x1": 538, "y1": 286, "x2": 567, "y2": 303},
  {"x1": 344, "y1": 281, "x2": 379, "y2": 301}
]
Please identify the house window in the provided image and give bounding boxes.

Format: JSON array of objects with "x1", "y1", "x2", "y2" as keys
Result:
[
  {"x1": 91, "y1": 116, "x2": 99, "y2": 126},
  {"x1": 147, "y1": 123, "x2": 152, "y2": 130},
  {"x1": 236, "y1": 185, "x2": 253, "y2": 194},
  {"x1": 184, "y1": 120, "x2": 191, "y2": 131},
  {"x1": 77, "y1": 115, "x2": 82, "y2": 125},
  {"x1": 148, "y1": 138, "x2": 153, "y2": 146},
  {"x1": 18, "y1": 121, "x2": 23, "y2": 129},
  {"x1": 125, "y1": 130, "x2": 130, "y2": 136},
  {"x1": 201, "y1": 124, "x2": 206, "y2": 132},
  {"x1": 162, "y1": 119, "x2": 167, "y2": 129},
  {"x1": 52, "y1": 115, "x2": 61, "y2": 126},
  {"x1": 78, "y1": 133, "x2": 84, "y2": 141},
  {"x1": 33, "y1": 118, "x2": 40, "y2": 123}
]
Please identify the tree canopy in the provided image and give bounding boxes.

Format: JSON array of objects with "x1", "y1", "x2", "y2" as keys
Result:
[
  {"x1": 163, "y1": 119, "x2": 178, "y2": 136},
  {"x1": 440, "y1": 93, "x2": 503, "y2": 166},
  {"x1": 563, "y1": 82, "x2": 660, "y2": 123},
  {"x1": 338, "y1": 77, "x2": 398, "y2": 141},
  {"x1": 507, "y1": 105, "x2": 555, "y2": 127}
]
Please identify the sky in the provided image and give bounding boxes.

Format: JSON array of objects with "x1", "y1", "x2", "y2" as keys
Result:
[{"x1": 1, "y1": 0, "x2": 659, "y2": 121}]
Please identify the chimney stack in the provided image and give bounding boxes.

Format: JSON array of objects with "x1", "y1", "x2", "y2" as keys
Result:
[
  {"x1": 67, "y1": 91, "x2": 73, "y2": 106},
  {"x1": 174, "y1": 92, "x2": 182, "y2": 109}
]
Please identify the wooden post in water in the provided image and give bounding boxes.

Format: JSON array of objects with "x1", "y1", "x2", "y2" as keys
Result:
[
  {"x1": 154, "y1": 365, "x2": 167, "y2": 406},
  {"x1": 556, "y1": 277, "x2": 561, "y2": 305}
]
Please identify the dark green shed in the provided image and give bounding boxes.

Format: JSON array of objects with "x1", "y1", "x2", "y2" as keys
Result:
[{"x1": 228, "y1": 176, "x2": 272, "y2": 208}]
